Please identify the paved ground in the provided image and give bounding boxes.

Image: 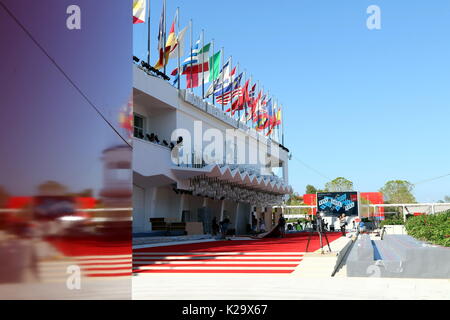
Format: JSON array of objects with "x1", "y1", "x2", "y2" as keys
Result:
[{"x1": 132, "y1": 233, "x2": 450, "y2": 300}]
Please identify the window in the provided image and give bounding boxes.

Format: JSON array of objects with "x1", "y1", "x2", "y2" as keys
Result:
[{"x1": 134, "y1": 114, "x2": 145, "y2": 139}]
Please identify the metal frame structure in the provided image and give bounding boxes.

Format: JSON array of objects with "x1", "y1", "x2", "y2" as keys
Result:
[{"x1": 276, "y1": 203, "x2": 450, "y2": 221}]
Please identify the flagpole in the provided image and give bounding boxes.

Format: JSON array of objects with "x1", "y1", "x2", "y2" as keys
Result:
[
  {"x1": 163, "y1": 0, "x2": 167, "y2": 75},
  {"x1": 201, "y1": 29, "x2": 205, "y2": 99},
  {"x1": 229, "y1": 55, "x2": 233, "y2": 112},
  {"x1": 278, "y1": 100, "x2": 281, "y2": 143},
  {"x1": 211, "y1": 39, "x2": 215, "y2": 106},
  {"x1": 254, "y1": 80, "x2": 259, "y2": 130},
  {"x1": 265, "y1": 90, "x2": 270, "y2": 137},
  {"x1": 281, "y1": 102, "x2": 285, "y2": 145},
  {"x1": 189, "y1": 19, "x2": 193, "y2": 92},
  {"x1": 246, "y1": 75, "x2": 252, "y2": 127},
  {"x1": 221, "y1": 47, "x2": 224, "y2": 112},
  {"x1": 258, "y1": 85, "x2": 264, "y2": 132},
  {"x1": 176, "y1": 7, "x2": 180, "y2": 90},
  {"x1": 147, "y1": 0, "x2": 151, "y2": 64},
  {"x1": 238, "y1": 65, "x2": 242, "y2": 121}
]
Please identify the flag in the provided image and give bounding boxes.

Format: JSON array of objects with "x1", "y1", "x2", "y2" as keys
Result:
[
  {"x1": 155, "y1": 17, "x2": 177, "y2": 70},
  {"x1": 155, "y1": 3, "x2": 166, "y2": 69},
  {"x1": 171, "y1": 37, "x2": 201, "y2": 77},
  {"x1": 211, "y1": 65, "x2": 235, "y2": 104},
  {"x1": 267, "y1": 104, "x2": 282, "y2": 136},
  {"x1": 205, "y1": 59, "x2": 234, "y2": 97},
  {"x1": 244, "y1": 88, "x2": 261, "y2": 122},
  {"x1": 276, "y1": 106, "x2": 282, "y2": 126},
  {"x1": 183, "y1": 43, "x2": 211, "y2": 88},
  {"x1": 184, "y1": 47, "x2": 221, "y2": 89},
  {"x1": 256, "y1": 98, "x2": 271, "y2": 130},
  {"x1": 252, "y1": 93, "x2": 267, "y2": 123},
  {"x1": 133, "y1": 0, "x2": 147, "y2": 24},
  {"x1": 218, "y1": 73, "x2": 243, "y2": 106},
  {"x1": 168, "y1": 25, "x2": 188, "y2": 59},
  {"x1": 266, "y1": 100, "x2": 277, "y2": 135},
  {"x1": 230, "y1": 79, "x2": 250, "y2": 114}
]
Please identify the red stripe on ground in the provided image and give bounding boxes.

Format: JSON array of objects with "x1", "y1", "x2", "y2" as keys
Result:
[
  {"x1": 133, "y1": 254, "x2": 304, "y2": 257},
  {"x1": 133, "y1": 264, "x2": 300, "y2": 268},
  {"x1": 83, "y1": 267, "x2": 131, "y2": 272},
  {"x1": 86, "y1": 272, "x2": 132, "y2": 277},
  {"x1": 132, "y1": 269, "x2": 294, "y2": 274},
  {"x1": 133, "y1": 259, "x2": 302, "y2": 262},
  {"x1": 133, "y1": 233, "x2": 342, "y2": 254},
  {"x1": 76, "y1": 257, "x2": 132, "y2": 262},
  {"x1": 80, "y1": 261, "x2": 132, "y2": 266}
]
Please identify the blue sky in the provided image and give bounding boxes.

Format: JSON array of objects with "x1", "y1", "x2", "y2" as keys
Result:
[{"x1": 134, "y1": 0, "x2": 450, "y2": 202}]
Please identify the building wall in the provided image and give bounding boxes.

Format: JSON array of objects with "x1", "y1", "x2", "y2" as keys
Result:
[{"x1": 132, "y1": 67, "x2": 290, "y2": 235}]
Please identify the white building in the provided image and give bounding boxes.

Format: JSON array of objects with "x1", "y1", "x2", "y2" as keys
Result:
[{"x1": 132, "y1": 64, "x2": 292, "y2": 235}]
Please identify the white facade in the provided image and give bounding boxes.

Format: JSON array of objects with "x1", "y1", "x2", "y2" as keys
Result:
[{"x1": 132, "y1": 65, "x2": 291, "y2": 235}]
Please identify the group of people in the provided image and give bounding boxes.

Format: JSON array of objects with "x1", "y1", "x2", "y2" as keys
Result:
[
  {"x1": 136, "y1": 131, "x2": 184, "y2": 151},
  {"x1": 210, "y1": 212, "x2": 367, "y2": 239},
  {"x1": 212, "y1": 216, "x2": 231, "y2": 239}
]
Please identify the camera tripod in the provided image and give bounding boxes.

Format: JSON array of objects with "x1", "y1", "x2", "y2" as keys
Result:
[{"x1": 305, "y1": 223, "x2": 332, "y2": 254}]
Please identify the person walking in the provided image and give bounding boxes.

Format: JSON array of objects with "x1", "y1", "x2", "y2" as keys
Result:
[{"x1": 339, "y1": 214, "x2": 347, "y2": 237}]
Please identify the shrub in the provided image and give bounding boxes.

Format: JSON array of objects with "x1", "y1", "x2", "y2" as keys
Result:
[
  {"x1": 405, "y1": 210, "x2": 450, "y2": 247},
  {"x1": 380, "y1": 218, "x2": 404, "y2": 227}
]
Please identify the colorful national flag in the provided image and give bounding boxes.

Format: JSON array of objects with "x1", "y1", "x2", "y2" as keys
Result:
[
  {"x1": 155, "y1": 17, "x2": 177, "y2": 70},
  {"x1": 133, "y1": 0, "x2": 147, "y2": 24},
  {"x1": 256, "y1": 98, "x2": 271, "y2": 130},
  {"x1": 171, "y1": 37, "x2": 202, "y2": 77},
  {"x1": 230, "y1": 79, "x2": 250, "y2": 115},
  {"x1": 168, "y1": 25, "x2": 188, "y2": 59},
  {"x1": 244, "y1": 89, "x2": 261, "y2": 122},
  {"x1": 155, "y1": 3, "x2": 166, "y2": 69},
  {"x1": 218, "y1": 73, "x2": 243, "y2": 106},
  {"x1": 182, "y1": 43, "x2": 212, "y2": 88},
  {"x1": 205, "y1": 59, "x2": 234, "y2": 97}
]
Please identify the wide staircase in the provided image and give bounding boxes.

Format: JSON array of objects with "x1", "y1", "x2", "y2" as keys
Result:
[{"x1": 346, "y1": 234, "x2": 450, "y2": 278}]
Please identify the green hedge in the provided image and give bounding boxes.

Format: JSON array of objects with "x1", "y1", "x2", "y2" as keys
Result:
[
  {"x1": 380, "y1": 218, "x2": 404, "y2": 227},
  {"x1": 405, "y1": 210, "x2": 450, "y2": 247}
]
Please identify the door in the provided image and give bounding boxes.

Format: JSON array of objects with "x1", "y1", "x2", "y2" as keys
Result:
[{"x1": 132, "y1": 184, "x2": 145, "y2": 233}]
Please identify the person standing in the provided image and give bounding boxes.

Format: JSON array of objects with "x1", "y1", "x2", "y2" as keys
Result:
[
  {"x1": 220, "y1": 216, "x2": 230, "y2": 239},
  {"x1": 339, "y1": 214, "x2": 347, "y2": 237},
  {"x1": 259, "y1": 217, "x2": 266, "y2": 233},
  {"x1": 278, "y1": 214, "x2": 286, "y2": 238},
  {"x1": 212, "y1": 217, "x2": 219, "y2": 236},
  {"x1": 359, "y1": 220, "x2": 366, "y2": 234},
  {"x1": 251, "y1": 213, "x2": 257, "y2": 233}
]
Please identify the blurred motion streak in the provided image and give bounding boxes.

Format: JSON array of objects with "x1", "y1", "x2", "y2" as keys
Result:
[{"x1": 0, "y1": 0, "x2": 132, "y2": 299}]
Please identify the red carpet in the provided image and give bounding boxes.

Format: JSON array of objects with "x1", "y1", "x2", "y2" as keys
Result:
[
  {"x1": 133, "y1": 232, "x2": 341, "y2": 274},
  {"x1": 43, "y1": 237, "x2": 132, "y2": 278}
]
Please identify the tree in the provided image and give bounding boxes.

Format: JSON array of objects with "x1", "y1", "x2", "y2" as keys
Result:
[
  {"x1": 379, "y1": 180, "x2": 416, "y2": 204},
  {"x1": 37, "y1": 180, "x2": 69, "y2": 196},
  {"x1": 305, "y1": 185, "x2": 317, "y2": 195},
  {"x1": 324, "y1": 177, "x2": 354, "y2": 192},
  {"x1": 438, "y1": 195, "x2": 450, "y2": 203},
  {"x1": 286, "y1": 193, "x2": 303, "y2": 205}
]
